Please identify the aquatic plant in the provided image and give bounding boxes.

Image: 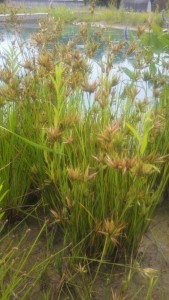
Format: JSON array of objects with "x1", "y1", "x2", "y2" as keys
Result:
[{"x1": 0, "y1": 15, "x2": 169, "y2": 293}]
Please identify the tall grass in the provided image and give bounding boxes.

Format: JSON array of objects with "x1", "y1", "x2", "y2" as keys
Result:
[
  {"x1": 0, "y1": 4, "x2": 166, "y2": 27},
  {"x1": 0, "y1": 13, "x2": 169, "y2": 297}
]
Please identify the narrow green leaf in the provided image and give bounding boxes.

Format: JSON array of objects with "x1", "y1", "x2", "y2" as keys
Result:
[
  {"x1": 126, "y1": 122, "x2": 140, "y2": 142},
  {"x1": 0, "y1": 125, "x2": 62, "y2": 154},
  {"x1": 140, "y1": 133, "x2": 148, "y2": 155},
  {"x1": 122, "y1": 67, "x2": 134, "y2": 80}
]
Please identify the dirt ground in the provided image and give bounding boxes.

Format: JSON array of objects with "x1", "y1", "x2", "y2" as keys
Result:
[
  {"x1": 114, "y1": 199, "x2": 169, "y2": 300},
  {"x1": 130, "y1": 200, "x2": 169, "y2": 299},
  {"x1": 0, "y1": 200, "x2": 169, "y2": 300},
  {"x1": 90, "y1": 199, "x2": 169, "y2": 300}
]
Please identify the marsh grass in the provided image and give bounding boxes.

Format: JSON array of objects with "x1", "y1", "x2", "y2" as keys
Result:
[
  {"x1": 0, "y1": 4, "x2": 166, "y2": 27},
  {"x1": 49, "y1": 6, "x2": 163, "y2": 27},
  {"x1": 0, "y1": 10, "x2": 169, "y2": 299},
  {"x1": 0, "y1": 211, "x2": 78, "y2": 299}
]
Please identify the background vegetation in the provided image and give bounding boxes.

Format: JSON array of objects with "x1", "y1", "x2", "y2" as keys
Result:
[{"x1": 0, "y1": 5, "x2": 169, "y2": 299}]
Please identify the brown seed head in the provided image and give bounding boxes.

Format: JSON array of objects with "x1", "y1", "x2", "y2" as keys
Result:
[
  {"x1": 67, "y1": 167, "x2": 82, "y2": 181},
  {"x1": 48, "y1": 127, "x2": 63, "y2": 142}
]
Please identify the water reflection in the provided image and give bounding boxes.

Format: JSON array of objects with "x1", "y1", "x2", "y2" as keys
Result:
[{"x1": 0, "y1": 22, "x2": 166, "y2": 103}]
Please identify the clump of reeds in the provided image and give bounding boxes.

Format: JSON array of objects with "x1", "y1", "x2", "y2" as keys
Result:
[{"x1": 0, "y1": 13, "x2": 169, "y2": 270}]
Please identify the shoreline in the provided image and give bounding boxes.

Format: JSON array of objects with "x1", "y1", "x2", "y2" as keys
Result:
[
  {"x1": 0, "y1": 13, "x2": 144, "y2": 30},
  {"x1": 0, "y1": 12, "x2": 167, "y2": 33},
  {"x1": 0, "y1": 12, "x2": 48, "y2": 22}
]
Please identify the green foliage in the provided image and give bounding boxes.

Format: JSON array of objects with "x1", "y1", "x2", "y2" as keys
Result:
[
  {"x1": 126, "y1": 110, "x2": 154, "y2": 156},
  {"x1": 141, "y1": 23, "x2": 169, "y2": 51},
  {"x1": 0, "y1": 184, "x2": 8, "y2": 220},
  {"x1": 0, "y1": 13, "x2": 169, "y2": 299},
  {"x1": 0, "y1": 4, "x2": 163, "y2": 27}
]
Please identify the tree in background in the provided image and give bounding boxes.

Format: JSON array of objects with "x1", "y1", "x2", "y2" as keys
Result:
[
  {"x1": 96, "y1": 0, "x2": 169, "y2": 10},
  {"x1": 96, "y1": 0, "x2": 121, "y2": 8},
  {"x1": 157, "y1": 0, "x2": 168, "y2": 9}
]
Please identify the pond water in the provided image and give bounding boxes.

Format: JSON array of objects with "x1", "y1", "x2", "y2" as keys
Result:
[
  {"x1": 0, "y1": 22, "x2": 126, "y2": 60},
  {"x1": 0, "y1": 21, "x2": 168, "y2": 104}
]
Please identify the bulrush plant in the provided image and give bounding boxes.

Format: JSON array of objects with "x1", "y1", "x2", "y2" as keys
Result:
[
  {"x1": 0, "y1": 15, "x2": 169, "y2": 282},
  {"x1": 0, "y1": 93, "x2": 34, "y2": 218},
  {"x1": 39, "y1": 76, "x2": 168, "y2": 260},
  {"x1": 0, "y1": 215, "x2": 73, "y2": 300}
]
